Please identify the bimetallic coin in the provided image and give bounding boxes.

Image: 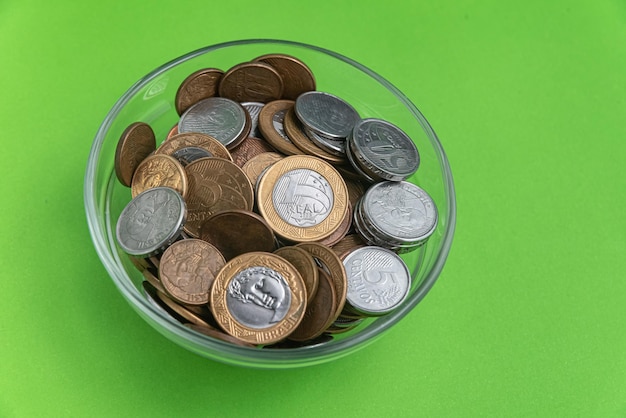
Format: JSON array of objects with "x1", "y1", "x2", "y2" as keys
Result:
[
  {"x1": 183, "y1": 157, "x2": 253, "y2": 237},
  {"x1": 178, "y1": 97, "x2": 249, "y2": 149},
  {"x1": 210, "y1": 252, "x2": 306, "y2": 345},
  {"x1": 159, "y1": 239, "x2": 226, "y2": 305},
  {"x1": 274, "y1": 246, "x2": 319, "y2": 304},
  {"x1": 218, "y1": 61, "x2": 284, "y2": 103},
  {"x1": 295, "y1": 91, "x2": 359, "y2": 139},
  {"x1": 131, "y1": 154, "x2": 188, "y2": 198},
  {"x1": 241, "y1": 102, "x2": 264, "y2": 138},
  {"x1": 200, "y1": 210, "x2": 275, "y2": 261},
  {"x1": 283, "y1": 108, "x2": 346, "y2": 164},
  {"x1": 175, "y1": 68, "x2": 224, "y2": 115},
  {"x1": 156, "y1": 132, "x2": 232, "y2": 162},
  {"x1": 296, "y1": 242, "x2": 347, "y2": 320},
  {"x1": 241, "y1": 152, "x2": 283, "y2": 189},
  {"x1": 230, "y1": 136, "x2": 276, "y2": 168},
  {"x1": 350, "y1": 118, "x2": 420, "y2": 181},
  {"x1": 256, "y1": 155, "x2": 348, "y2": 243},
  {"x1": 258, "y1": 100, "x2": 302, "y2": 156},
  {"x1": 116, "y1": 187, "x2": 186, "y2": 257},
  {"x1": 253, "y1": 53, "x2": 316, "y2": 100},
  {"x1": 288, "y1": 266, "x2": 337, "y2": 341},
  {"x1": 342, "y1": 246, "x2": 411, "y2": 316},
  {"x1": 114, "y1": 122, "x2": 156, "y2": 187},
  {"x1": 362, "y1": 181, "x2": 438, "y2": 245}
]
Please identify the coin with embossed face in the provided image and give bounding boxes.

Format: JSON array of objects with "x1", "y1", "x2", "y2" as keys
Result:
[
  {"x1": 114, "y1": 122, "x2": 156, "y2": 187},
  {"x1": 131, "y1": 154, "x2": 188, "y2": 198},
  {"x1": 295, "y1": 91, "x2": 359, "y2": 140},
  {"x1": 350, "y1": 118, "x2": 420, "y2": 181},
  {"x1": 253, "y1": 53, "x2": 316, "y2": 100},
  {"x1": 218, "y1": 61, "x2": 283, "y2": 103},
  {"x1": 256, "y1": 155, "x2": 348, "y2": 243},
  {"x1": 179, "y1": 97, "x2": 250, "y2": 149},
  {"x1": 210, "y1": 252, "x2": 306, "y2": 345},
  {"x1": 342, "y1": 246, "x2": 411, "y2": 316},
  {"x1": 116, "y1": 187, "x2": 186, "y2": 257},
  {"x1": 159, "y1": 239, "x2": 226, "y2": 305},
  {"x1": 175, "y1": 68, "x2": 224, "y2": 115}
]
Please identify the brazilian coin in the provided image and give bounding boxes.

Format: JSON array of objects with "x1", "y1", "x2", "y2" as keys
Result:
[
  {"x1": 241, "y1": 152, "x2": 283, "y2": 189},
  {"x1": 294, "y1": 91, "x2": 359, "y2": 139},
  {"x1": 175, "y1": 68, "x2": 224, "y2": 115},
  {"x1": 156, "y1": 132, "x2": 232, "y2": 163},
  {"x1": 283, "y1": 108, "x2": 346, "y2": 164},
  {"x1": 130, "y1": 154, "x2": 188, "y2": 198},
  {"x1": 253, "y1": 53, "x2": 316, "y2": 100},
  {"x1": 114, "y1": 122, "x2": 156, "y2": 187},
  {"x1": 258, "y1": 100, "x2": 302, "y2": 156},
  {"x1": 210, "y1": 252, "x2": 307, "y2": 345},
  {"x1": 218, "y1": 61, "x2": 284, "y2": 103},
  {"x1": 274, "y1": 246, "x2": 319, "y2": 304},
  {"x1": 230, "y1": 136, "x2": 276, "y2": 168},
  {"x1": 241, "y1": 102, "x2": 264, "y2": 138},
  {"x1": 256, "y1": 155, "x2": 348, "y2": 243}
]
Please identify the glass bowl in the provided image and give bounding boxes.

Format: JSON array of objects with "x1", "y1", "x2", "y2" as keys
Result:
[{"x1": 84, "y1": 39, "x2": 456, "y2": 368}]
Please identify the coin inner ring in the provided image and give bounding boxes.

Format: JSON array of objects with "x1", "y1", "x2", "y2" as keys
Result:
[
  {"x1": 226, "y1": 266, "x2": 292, "y2": 329},
  {"x1": 271, "y1": 168, "x2": 334, "y2": 227}
]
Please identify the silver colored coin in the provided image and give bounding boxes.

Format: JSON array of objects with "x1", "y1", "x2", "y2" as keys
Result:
[
  {"x1": 171, "y1": 146, "x2": 213, "y2": 166},
  {"x1": 303, "y1": 126, "x2": 345, "y2": 156},
  {"x1": 351, "y1": 118, "x2": 419, "y2": 181},
  {"x1": 272, "y1": 108, "x2": 292, "y2": 143},
  {"x1": 295, "y1": 91, "x2": 359, "y2": 139},
  {"x1": 116, "y1": 187, "x2": 187, "y2": 257},
  {"x1": 345, "y1": 137, "x2": 376, "y2": 183},
  {"x1": 241, "y1": 101, "x2": 264, "y2": 138},
  {"x1": 362, "y1": 181, "x2": 437, "y2": 244},
  {"x1": 178, "y1": 97, "x2": 247, "y2": 148},
  {"x1": 271, "y1": 168, "x2": 334, "y2": 227},
  {"x1": 226, "y1": 266, "x2": 292, "y2": 329},
  {"x1": 342, "y1": 246, "x2": 411, "y2": 315}
]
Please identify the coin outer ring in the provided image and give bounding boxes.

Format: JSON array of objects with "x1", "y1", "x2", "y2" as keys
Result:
[
  {"x1": 296, "y1": 242, "x2": 347, "y2": 320},
  {"x1": 210, "y1": 252, "x2": 307, "y2": 345},
  {"x1": 258, "y1": 100, "x2": 302, "y2": 156},
  {"x1": 256, "y1": 155, "x2": 349, "y2": 243}
]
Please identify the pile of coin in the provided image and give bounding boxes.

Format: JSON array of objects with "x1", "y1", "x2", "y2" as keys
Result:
[{"x1": 113, "y1": 53, "x2": 437, "y2": 347}]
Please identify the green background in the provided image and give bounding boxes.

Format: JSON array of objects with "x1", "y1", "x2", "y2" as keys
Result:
[{"x1": 1, "y1": 0, "x2": 625, "y2": 416}]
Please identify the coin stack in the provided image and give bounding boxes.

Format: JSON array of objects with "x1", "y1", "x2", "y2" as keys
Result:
[{"x1": 113, "y1": 53, "x2": 437, "y2": 347}]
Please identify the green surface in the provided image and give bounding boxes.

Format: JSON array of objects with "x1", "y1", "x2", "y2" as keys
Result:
[{"x1": 1, "y1": 0, "x2": 625, "y2": 416}]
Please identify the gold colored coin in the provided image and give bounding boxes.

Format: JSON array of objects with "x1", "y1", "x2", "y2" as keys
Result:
[
  {"x1": 253, "y1": 53, "x2": 316, "y2": 100},
  {"x1": 274, "y1": 246, "x2": 319, "y2": 305},
  {"x1": 155, "y1": 132, "x2": 233, "y2": 162},
  {"x1": 218, "y1": 61, "x2": 283, "y2": 103},
  {"x1": 288, "y1": 266, "x2": 337, "y2": 341},
  {"x1": 258, "y1": 100, "x2": 303, "y2": 156},
  {"x1": 210, "y1": 252, "x2": 307, "y2": 345},
  {"x1": 183, "y1": 157, "x2": 252, "y2": 237},
  {"x1": 296, "y1": 242, "x2": 347, "y2": 320},
  {"x1": 175, "y1": 68, "x2": 224, "y2": 115},
  {"x1": 159, "y1": 239, "x2": 226, "y2": 305},
  {"x1": 256, "y1": 155, "x2": 348, "y2": 243},
  {"x1": 199, "y1": 210, "x2": 275, "y2": 261},
  {"x1": 230, "y1": 136, "x2": 277, "y2": 167},
  {"x1": 241, "y1": 152, "x2": 283, "y2": 189},
  {"x1": 131, "y1": 154, "x2": 188, "y2": 198},
  {"x1": 114, "y1": 122, "x2": 156, "y2": 187},
  {"x1": 283, "y1": 107, "x2": 347, "y2": 164}
]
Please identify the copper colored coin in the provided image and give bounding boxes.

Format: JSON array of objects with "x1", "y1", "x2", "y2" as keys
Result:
[
  {"x1": 229, "y1": 136, "x2": 276, "y2": 167},
  {"x1": 142, "y1": 269, "x2": 166, "y2": 294},
  {"x1": 296, "y1": 242, "x2": 347, "y2": 320},
  {"x1": 159, "y1": 239, "x2": 226, "y2": 305},
  {"x1": 344, "y1": 177, "x2": 366, "y2": 209},
  {"x1": 165, "y1": 123, "x2": 179, "y2": 141},
  {"x1": 258, "y1": 100, "x2": 302, "y2": 156},
  {"x1": 156, "y1": 289, "x2": 214, "y2": 328},
  {"x1": 156, "y1": 132, "x2": 233, "y2": 162},
  {"x1": 114, "y1": 122, "x2": 156, "y2": 187},
  {"x1": 183, "y1": 157, "x2": 252, "y2": 237},
  {"x1": 210, "y1": 252, "x2": 307, "y2": 345},
  {"x1": 218, "y1": 61, "x2": 283, "y2": 103},
  {"x1": 254, "y1": 53, "x2": 316, "y2": 101},
  {"x1": 331, "y1": 233, "x2": 366, "y2": 259},
  {"x1": 184, "y1": 323, "x2": 257, "y2": 348},
  {"x1": 175, "y1": 68, "x2": 224, "y2": 115},
  {"x1": 200, "y1": 210, "x2": 275, "y2": 261},
  {"x1": 283, "y1": 107, "x2": 346, "y2": 164},
  {"x1": 130, "y1": 154, "x2": 188, "y2": 198},
  {"x1": 274, "y1": 246, "x2": 318, "y2": 304},
  {"x1": 317, "y1": 201, "x2": 352, "y2": 247},
  {"x1": 241, "y1": 152, "x2": 283, "y2": 189},
  {"x1": 288, "y1": 266, "x2": 337, "y2": 341}
]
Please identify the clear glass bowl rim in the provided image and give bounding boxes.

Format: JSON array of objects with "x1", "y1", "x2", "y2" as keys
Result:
[{"x1": 84, "y1": 38, "x2": 457, "y2": 367}]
